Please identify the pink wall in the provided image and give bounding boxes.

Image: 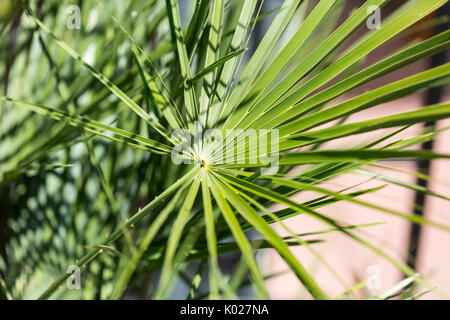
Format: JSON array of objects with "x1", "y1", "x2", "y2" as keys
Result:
[{"x1": 266, "y1": 86, "x2": 450, "y2": 299}]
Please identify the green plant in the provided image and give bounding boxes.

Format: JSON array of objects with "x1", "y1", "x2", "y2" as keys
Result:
[{"x1": 0, "y1": 0, "x2": 449, "y2": 300}]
